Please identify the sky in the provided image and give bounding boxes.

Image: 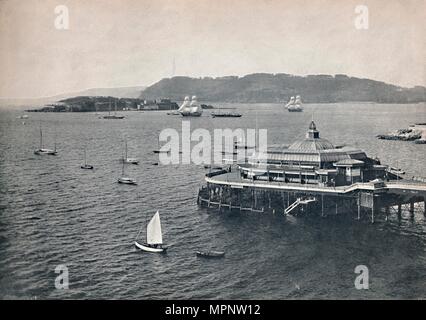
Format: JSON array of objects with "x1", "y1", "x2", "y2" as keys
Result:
[{"x1": 0, "y1": 0, "x2": 424, "y2": 98}]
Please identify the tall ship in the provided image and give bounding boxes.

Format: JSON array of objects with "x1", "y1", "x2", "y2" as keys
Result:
[
  {"x1": 103, "y1": 101, "x2": 125, "y2": 119},
  {"x1": 178, "y1": 96, "x2": 203, "y2": 117},
  {"x1": 286, "y1": 95, "x2": 303, "y2": 112}
]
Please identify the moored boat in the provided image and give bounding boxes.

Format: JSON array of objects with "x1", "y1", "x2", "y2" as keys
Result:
[
  {"x1": 81, "y1": 146, "x2": 94, "y2": 169},
  {"x1": 103, "y1": 101, "x2": 125, "y2": 119},
  {"x1": 122, "y1": 138, "x2": 139, "y2": 164},
  {"x1": 211, "y1": 112, "x2": 242, "y2": 118},
  {"x1": 118, "y1": 177, "x2": 137, "y2": 185},
  {"x1": 34, "y1": 148, "x2": 57, "y2": 155},
  {"x1": 118, "y1": 159, "x2": 137, "y2": 184},
  {"x1": 196, "y1": 250, "x2": 225, "y2": 258},
  {"x1": 34, "y1": 124, "x2": 57, "y2": 155}
]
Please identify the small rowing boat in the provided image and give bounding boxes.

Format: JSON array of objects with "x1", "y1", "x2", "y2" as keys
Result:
[{"x1": 196, "y1": 250, "x2": 225, "y2": 258}]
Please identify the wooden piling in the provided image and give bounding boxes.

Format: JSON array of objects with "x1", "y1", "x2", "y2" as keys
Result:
[
  {"x1": 424, "y1": 200, "x2": 426, "y2": 218},
  {"x1": 357, "y1": 197, "x2": 361, "y2": 220}
]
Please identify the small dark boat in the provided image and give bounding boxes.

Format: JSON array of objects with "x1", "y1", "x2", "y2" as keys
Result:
[
  {"x1": 103, "y1": 101, "x2": 125, "y2": 119},
  {"x1": 103, "y1": 115, "x2": 125, "y2": 119},
  {"x1": 196, "y1": 250, "x2": 225, "y2": 258},
  {"x1": 211, "y1": 112, "x2": 242, "y2": 118}
]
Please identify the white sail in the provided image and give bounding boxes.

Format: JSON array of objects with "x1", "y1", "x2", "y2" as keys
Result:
[
  {"x1": 285, "y1": 96, "x2": 295, "y2": 108},
  {"x1": 295, "y1": 95, "x2": 302, "y2": 105},
  {"x1": 189, "y1": 96, "x2": 203, "y2": 115},
  {"x1": 178, "y1": 96, "x2": 191, "y2": 112},
  {"x1": 147, "y1": 211, "x2": 163, "y2": 245}
]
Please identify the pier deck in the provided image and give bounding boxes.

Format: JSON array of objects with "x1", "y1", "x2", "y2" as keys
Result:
[{"x1": 198, "y1": 170, "x2": 426, "y2": 222}]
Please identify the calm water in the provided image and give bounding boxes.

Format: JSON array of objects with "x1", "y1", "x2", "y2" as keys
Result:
[{"x1": 0, "y1": 103, "x2": 425, "y2": 299}]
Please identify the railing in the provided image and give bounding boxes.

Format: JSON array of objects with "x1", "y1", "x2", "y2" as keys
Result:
[{"x1": 284, "y1": 199, "x2": 301, "y2": 214}]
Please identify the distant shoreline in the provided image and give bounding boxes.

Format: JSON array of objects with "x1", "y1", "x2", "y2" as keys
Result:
[{"x1": 1, "y1": 100, "x2": 425, "y2": 112}]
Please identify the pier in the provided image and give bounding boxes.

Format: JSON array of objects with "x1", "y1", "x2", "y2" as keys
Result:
[{"x1": 197, "y1": 122, "x2": 426, "y2": 222}]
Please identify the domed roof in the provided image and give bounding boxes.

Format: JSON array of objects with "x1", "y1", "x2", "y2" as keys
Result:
[
  {"x1": 288, "y1": 138, "x2": 334, "y2": 151},
  {"x1": 288, "y1": 121, "x2": 334, "y2": 151}
]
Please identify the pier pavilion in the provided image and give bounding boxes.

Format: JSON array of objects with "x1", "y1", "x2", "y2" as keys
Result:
[{"x1": 240, "y1": 121, "x2": 388, "y2": 186}]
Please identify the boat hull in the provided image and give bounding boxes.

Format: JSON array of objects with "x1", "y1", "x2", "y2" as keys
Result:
[
  {"x1": 211, "y1": 114, "x2": 242, "y2": 118},
  {"x1": 134, "y1": 241, "x2": 166, "y2": 253},
  {"x1": 196, "y1": 251, "x2": 225, "y2": 258},
  {"x1": 118, "y1": 178, "x2": 137, "y2": 185},
  {"x1": 103, "y1": 116, "x2": 125, "y2": 119},
  {"x1": 34, "y1": 149, "x2": 57, "y2": 155},
  {"x1": 123, "y1": 158, "x2": 139, "y2": 165},
  {"x1": 181, "y1": 112, "x2": 202, "y2": 117}
]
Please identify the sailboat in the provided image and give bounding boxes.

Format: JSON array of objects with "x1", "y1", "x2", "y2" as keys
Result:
[
  {"x1": 286, "y1": 95, "x2": 303, "y2": 112},
  {"x1": 34, "y1": 124, "x2": 57, "y2": 155},
  {"x1": 81, "y1": 146, "x2": 94, "y2": 169},
  {"x1": 179, "y1": 96, "x2": 203, "y2": 117},
  {"x1": 103, "y1": 100, "x2": 125, "y2": 119},
  {"x1": 117, "y1": 160, "x2": 137, "y2": 185},
  {"x1": 134, "y1": 210, "x2": 167, "y2": 253},
  {"x1": 123, "y1": 138, "x2": 139, "y2": 164}
]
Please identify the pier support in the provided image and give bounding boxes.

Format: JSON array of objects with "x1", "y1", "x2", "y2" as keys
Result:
[
  {"x1": 357, "y1": 203, "x2": 361, "y2": 220},
  {"x1": 321, "y1": 195, "x2": 325, "y2": 217},
  {"x1": 268, "y1": 192, "x2": 271, "y2": 209},
  {"x1": 397, "y1": 204, "x2": 402, "y2": 220},
  {"x1": 385, "y1": 206, "x2": 389, "y2": 222},
  {"x1": 371, "y1": 196, "x2": 375, "y2": 224},
  {"x1": 424, "y1": 200, "x2": 426, "y2": 218},
  {"x1": 357, "y1": 194, "x2": 361, "y2": 220},
  {"x1": 410, "y1": 201, "x2": 415, "y2": 219}
]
